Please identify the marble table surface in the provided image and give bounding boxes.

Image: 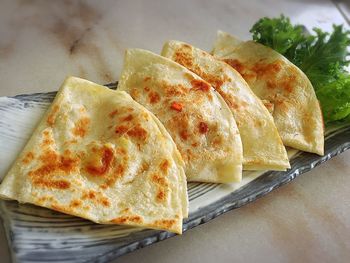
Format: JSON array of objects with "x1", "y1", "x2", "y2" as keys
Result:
[{"x1": 0, "y1": 0, "x2": 349, "y2": 262}]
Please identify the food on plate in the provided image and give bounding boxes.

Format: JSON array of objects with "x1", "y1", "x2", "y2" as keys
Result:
[
  {"x1": 0, "y1": 76, "x2": 188, "y2": 234},
  {"x1": 118, "y1": 49, "x2": 243, "y2": 183},
  {"x1": 212, "y1": 31, "x2": 324, "y2": 155},
  {"x1": 250, "y1": 15, "x2": 350, "y2": 124},
  {"x1": 162, "y1": 40, "x2": 290, "y2": 170},
  {"x1": 2, "y1": 15, "x2": 346, "y2": 237}
]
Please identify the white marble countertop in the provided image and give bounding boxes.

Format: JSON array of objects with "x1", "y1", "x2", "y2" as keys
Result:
[{"x1": 0, "y1": 0, "x2": 349, "y2": 262}]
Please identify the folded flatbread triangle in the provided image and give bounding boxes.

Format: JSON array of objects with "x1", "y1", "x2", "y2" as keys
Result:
[
  {"x1": 0, "y1": 76, "x2": 188, "y2": 234},
  {"x1": 212, "y1": 31, "x2": 324, "y2": 155},
  {"x1": 162, "y1": 40, "x2": 290, "y2": 170},
  {"x1": 118, "y1": 49, "x2": 243, "y2": 183}
]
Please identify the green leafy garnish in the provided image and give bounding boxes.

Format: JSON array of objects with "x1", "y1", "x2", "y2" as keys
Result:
[
  {"x1": 250, "y1": 15, "x2": 350, "y2": 124},
  {"x1": 250, "y1": 15, "x2": 305, "y2": 55}
]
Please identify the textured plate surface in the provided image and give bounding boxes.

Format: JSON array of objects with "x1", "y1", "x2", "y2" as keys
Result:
[{"x1": 0, "y1": 84, "x2": 349, "y2": 263}]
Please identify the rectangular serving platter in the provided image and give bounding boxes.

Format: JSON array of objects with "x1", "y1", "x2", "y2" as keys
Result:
[{"x1": 0, "y1": 83, "x2": 349, "y2": 263}]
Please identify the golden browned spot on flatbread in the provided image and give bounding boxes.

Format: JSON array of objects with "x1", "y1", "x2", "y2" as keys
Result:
[
  {"x1": 179, "y1": 130, "x2": 189, "y2": 141},
  {"x1": 223, "y1": 59, "x2": 257, "y2": 81},
  {"x1": 138, "y1": 161, "x2": 150, "y2": 175},
  {"x1": 252, "y1": 61, "x2": 281, "y2": 75},
  {"x1": 198, "y1": 122, "x2": 208, "y2": 134},
  {"x1": 41, "y1": 130, "x2": 54, "y2": 147},
  {"x1": 152, "y1": 219, "x2": 176, "y2": 230},
  {"x1": 115, "y1": 125, "x2": 128, "y2": 135},
  {"x1": 122, "y1": 114, "x2": 133, "y2": 122},
  {"x1": 151, "y1": 174, "x2": 168, "y2": 186},
  {"x1": 47, "y1": 104, "x2": 60, "y2": 126},
  {"x1": 64, "y1": 139, "x2": 78, "y2": 146},
  {"x1": 70, "y1": 199, "x2": 82, "y2": 208},
  {"x1": 116, "y1": 147, "x2": 127, "y2": 156},
  {"x1": 99, "y1": 163, "x2": 126, "y2": 189},
  {"x1": 171, "y1": 46, "x2": 218, "y2": 100},
  {"x1": 159, "y1": 159, "x2": 170, "y2": 173},
  {"x1": 82, "y1": 190, "x2": 97, "y2": 200},
  {"x1": 28, "y1": 149, "x2": 79, "y2": 190},
  {"x1": 166, "y1": 113, "x2": 192, "y2": 144},
  {"x1": 190, "y1": 79, "x2": 211, "y2": 92},
  {"x1": 111, "y1": 215, "x2": 143, "y2": 224},
  {"x1": 130, "y1": 88, "x2": 140, "y2": 100},
  {"x1": 22, "y1": 152, "x2": 35, "y2": 164},
  {"x1": 182, "y1": 148, "x2": 195, "y2": 162},
  {"x1": 100, "y1": 197, "x2": 110, "y2": 207},
  {"x1": 112, "y1": 164, "x2": 125, "y2": 181},
  {"x1": 35, "y1": 195, "x2": 55, "y2": 205},
  {"x1": 216, "y1": 89, "x2": 238, "y2": 109},
  {"x1": 174, "y1": 46, "x2": 225, "y2": 90},
  {"x1": 144, "y1": 76, "x2": 151, "y2": 82},
  {"x1": 212, "y1": 137, "x2": 223, "y2": 147},
  {"x1": 41, "y1": 180, "x2": 70, "y2": 190},
  {"x1": 266, "y1": 73, "x2": 296, "y2": 93},
  {"x1": 224, "y1": 59, "x2": 247, "y2": 75},
  {"x1": 148, "y1": 91, "x2": 160, "y2": 104},
  {"x1": 262, "y1": 100, "x2": 275, "y2": 114},
  {"x1": 156, "y1": 191, "x2": 166, "y2": 202},
  {"x1": 126, "y1": 125, "x2": 148, "y2": 142},
  {"x1": 72, "y1": 116, "x2": 90, "y2": 137},
  {"x1": 202, "y1": 73, "x2": 225, "y2": 89},
  {"x1": 163, "y1": 83, "x2": 189, "y2": 97},
  {"x1": 81, "y1": 189, "x2": 111, "y2": 207},
  {"x1": 225, "y1": 58, "x2": 297, "y2": 95},
  {"x1": 151, "y1": 173, "x2": 169, "y2": 203},
  {"x1": 85, "y1": 146, "x2": 114, "y2": 177},
  {"x1": 174, "y1": 47, "x2": 194, "y2": 68},
  {"x1": 114, "y1": 110, "x2": 147, "y2": 140}
]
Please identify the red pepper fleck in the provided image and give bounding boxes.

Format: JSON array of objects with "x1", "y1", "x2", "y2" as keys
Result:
[
  {"x1": 170, "y1": 102, "x2": 183, "y2": 112},
  {"x1": 199, "y1": 122, "x2": 208, "y2": 134}
]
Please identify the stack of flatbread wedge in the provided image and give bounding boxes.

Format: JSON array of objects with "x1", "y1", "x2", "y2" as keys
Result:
[{"x1": 0, "y1": 30, "x2": 325, "y2": 234}]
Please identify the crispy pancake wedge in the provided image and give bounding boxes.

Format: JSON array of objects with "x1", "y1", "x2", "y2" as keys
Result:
[
  {"x1": 212, "y1": 31, "x2": 324, "y2": 155},
  {"x1": 162, "y1": 40, "x2": 290, "y2": 170},
  {"x1": 118, "y1": 49, "x2": 243, "y2": 183},
  {"x1": 0, "y1": 76, "x2": 188, "y2": 234}
]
